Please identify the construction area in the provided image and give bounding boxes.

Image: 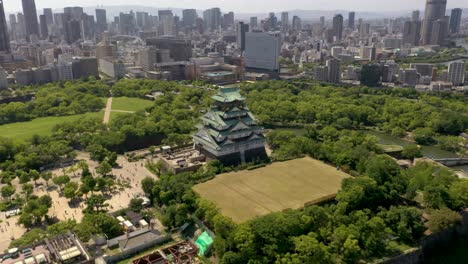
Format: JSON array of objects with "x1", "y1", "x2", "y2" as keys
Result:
[
  {"x1": 193, "y1": 157, "x2": 350, "y2": 222},
  {"x1": 159, "y1": 146, "x2": 206, "y2": 174},
  {"x1": 131, "y1": 241, "x2": 200, "y2": 264}
]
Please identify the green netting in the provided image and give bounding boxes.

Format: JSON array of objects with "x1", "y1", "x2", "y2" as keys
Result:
[{"x1": 195, "y1": 231, "x2": 214, "y2": 256}]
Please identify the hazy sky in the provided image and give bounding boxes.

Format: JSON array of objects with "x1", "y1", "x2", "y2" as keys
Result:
[{"x1": 3, "y1": 0, "x2": 468, "y2": 13}]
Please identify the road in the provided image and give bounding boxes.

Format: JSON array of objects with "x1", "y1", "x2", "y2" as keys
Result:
[{"x1": 103, "y1": 97, "x2": 113, "y2": 124}]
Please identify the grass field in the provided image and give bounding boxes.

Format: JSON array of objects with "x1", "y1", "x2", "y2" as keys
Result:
[
  {"x1": 111, "y1": 97, "x2": 154, "y2": 112},
  {"x1": 193, "y1": 157, "x2": 350, "y2": 222},
  {"x1": 0, "y1": 111, "x2": 104, "y2": 142}
]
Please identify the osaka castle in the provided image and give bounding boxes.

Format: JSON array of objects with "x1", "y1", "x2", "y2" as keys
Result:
[{"x1": 193, "y1": 87, "x2": 267, "y2": 165}]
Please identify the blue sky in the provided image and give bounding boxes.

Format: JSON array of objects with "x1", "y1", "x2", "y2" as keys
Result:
[{"x1": 4, "y1": 0, "x2": 468, "y2": 13}]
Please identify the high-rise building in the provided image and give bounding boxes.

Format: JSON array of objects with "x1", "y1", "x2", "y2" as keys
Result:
[
  {"x1": 348, "y1": 12, "x2": 355, "y2": 29},
  {"x1": 0, "y1": 66, "x2": 8, "y2": 90},
  {"x1": 250, "y1": 17, "x2": 258, "y2": 29},
  {"x1": 139, "y1": 46, "x2": 158, "y2": 71},
  {"x1": 326, "y1": 58, "x2": 341, "y2": 83},
  {"x1": 64, "y1": 7, "x2": 83, "y2": 22},
  {"x1": 146, "y1": 37, "x2": 192, "y2": 61},
  {"x1": 43, "y1": 8, "x2": 53, "y2": 26},
  {"x1": 64, "y1": 20, "x2": 81, "y2": 44},
  {"x1": 430, "y1": 17, "x2": 449, "y2": 46},
  {"x1": 223, "y1": 12, "x2": 234, "y2": 29},
  {"x1": 403, "y1": 20, "x2": 421, "y2": 46},
  {"x1": 0, "y1": 0, "x2": 10, "y2": 52},
  {"x1": 236, "y1": 22, "x2": 249, "y2": 51},
  {"x1": 39, "y1": 14, "x2": 48, "y2": 39},
  {"x1": 320, "y1": 16, "x2": 325, "y2": 26},
  {"x1": 96, "y1": 9, "x2": 107, "y2": 35},
  {"x1": 281, "y1": 12, "x2": 289, "y2": 26},
  {"x1": 412, "y1": 10, "x2": 420, "y2": 21},
  {"x1": 22, "y1": 0, "x2": 40, "y2": 39},
  {"x1": 292, "y1": 16, "x2": 302, "y2": 31},
  {"x1": 159, "y1": 10, "x2": 175, "y2": 35},
  {"x1": 449, "y1": 8, "x2": 462, "y2": 34},
  {"x1": 447, "y1": 61, "x2": 465, "y2": 86},
  {"x1": 281, "y1": 12, "x2": 289, "y2": 33},
  {"x1": 332, "y1": 14, "x2": 344, "y2": 42},
  {"x1": 203, "y1": 8, "x2": 221, "y2": 32},
  {"x1": 421, "y1": 0, "x2": 447, "y2": 45},
  {"x1": 136, "y1": 12, "x2": 149, "y2": 29},
  {"x1": 182, "y1": 9, "x2": 197, "y2": 27},
  {"x1": 245, "y1": 32, "x2": 281, "y2": 71}
]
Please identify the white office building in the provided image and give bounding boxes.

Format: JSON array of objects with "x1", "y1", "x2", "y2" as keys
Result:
[
  {"x1": 447, "y1": 61, "x2": 465, "y2": 86},
  {"x1": 245, "y1": 32, "x2": 281, "y2": 71}
]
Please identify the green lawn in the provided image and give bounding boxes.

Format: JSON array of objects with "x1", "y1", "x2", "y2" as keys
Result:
[
  {"x1": 111, "y1": 97, "x2": 154, "y2": 112},
  {"x1": 0, "y1": 111, "x2": 104, "y2": 142},
  {"x1": 194, "y1": 157, "x2": 350, "y2": 222}
]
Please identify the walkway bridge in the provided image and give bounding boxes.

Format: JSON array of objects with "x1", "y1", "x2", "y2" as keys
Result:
[{"x1": 433, "y1": 158, "x2": 468, "y2": 167}]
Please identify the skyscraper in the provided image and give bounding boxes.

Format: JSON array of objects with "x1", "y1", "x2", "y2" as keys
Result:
[
  {"x1": 43, "y1": 8, "x2": 53, "y2": 25},
  {"x1": 203, "y1": 8, "x2": 221, "y2": 32},
  {"x1": 250, "y1": 17, "x2": 258, "y2": 29},
  {"x1": 412, "y1": 10, "x2": 420, "y2": 21},
  {"x1": 326, "y1": 58, "x2": 341, "y2": 83},
  {"x1": 449, "y1": 8, "x2": 463, "y2": 34},
  {"x1": 348, "y1": 12, "x2": 355, "y2": 29},
  {"x1": 245, "y1": 32, "x2": 281, "y2": 72},
  {"x1": 182, "y1": 9, "x2": 197, "y2": 27},
  {"x1": 292, "y1": 16, "x2": 302, "y2": 31},
  {"x1": 281, "y1": 12, "x2": 289, "y2": 26},
  {"x1": 430, "y1": 17, "x2": 449, "y2": 46},
  {"x1": 22, "y1": 0, "x2": 40, "y2": 39},
  {"x1": 0, "y1": 0, "x2": 10, "y2": 52},
  {"x1": 39, "y1": 14, "x2": 48, "y2": 39},
  {"x1": 96, "y1": 9, "x2": 107, "y2": 35},
  {"x1": 236, "y1": 22, "x2": 249, "y2": 51},
  {"x1": 403, "y1": 20, "x2": 421, "y2": 46},
  {"x1": 421, "y1": 0, "x2": 447, "y2": 45},
  {"x1": 332, "y1": 14, "x2": 344, "y2": 42}
]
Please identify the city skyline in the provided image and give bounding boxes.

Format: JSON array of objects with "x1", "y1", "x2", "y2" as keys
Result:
[{"x1": 2, "y1": 0, "x2": 468, "y2": 14}]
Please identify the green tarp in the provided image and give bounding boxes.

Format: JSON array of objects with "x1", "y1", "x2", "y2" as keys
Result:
[{"x1": 195, "y1": 231, "x2": 214, "y2": 256}]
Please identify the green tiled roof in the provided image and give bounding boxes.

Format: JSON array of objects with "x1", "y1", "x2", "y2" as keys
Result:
[{"x1": 211, "y1": 87, "x2": 245, "y2": 103}]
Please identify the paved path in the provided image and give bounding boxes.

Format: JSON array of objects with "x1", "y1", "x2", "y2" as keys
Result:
[
  {"x1": 110, "y1": 109, "x2": 135, "y2": 114},
  {"x1": 103, "y1": 97, "x2": 113, "y2": 124}
]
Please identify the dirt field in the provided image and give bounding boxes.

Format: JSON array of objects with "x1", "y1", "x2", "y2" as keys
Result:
[{"x1": 193, "y1": 157, "x2": 350, "y2": 222}]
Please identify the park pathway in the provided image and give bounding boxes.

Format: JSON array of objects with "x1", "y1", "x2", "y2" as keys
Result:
[{"x1": 103, "y1": 97, "x2": 113, "y2": 124}]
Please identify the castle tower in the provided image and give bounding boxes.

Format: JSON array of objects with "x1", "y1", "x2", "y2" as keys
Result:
[{"x1": 193, "y1": 87, "x2": 267, "y2": 165}]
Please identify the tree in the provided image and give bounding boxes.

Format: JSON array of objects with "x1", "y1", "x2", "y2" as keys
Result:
[
  {"x1": 82, "y1": 213, "x2": 124, "y2": 239},
  {"x1": 129, "y1": 198, "x2": 144, "y2": 212},
  {"x1": 63, "y1": 182, "x2": 81, "y2": 203},
  {"x1": 427, "y1": 208, "x2": 462, "y2": 233},
  {"x1": 448, "y1": 180, "x2": 468, "y2": 210},
  {"x1": 19, "y1": 195, "x2": 53, "y2": 227},
  {"x1": 1, "y1": 185, "x2": 16, "y2": 201},
  {"x1": 336, "y1": 177, "x2": 384, "y2": 212},
  {"x1": 41, "y1": 172, "x2": 52, "y2": 187},
  {"x1": 52, "y1": 175, "x2": 71, "y2": 192},
  {"x1": 96, "y1": 161, "x2": 112, "y2": 177},
  {"x1": 22, "y1": 183, "x2": 34, "y2": 199},
  {"x1": 86, "y1": 194, "x2": 108, "y2": 212},
  {"x1": 141, "y1": 177, "x2": 156, "y2": 197},
  {"x1": 360, "y1": 64, "x2": 382, "y2": 87},
  {"x1": 413, "y1": 128, "x2": 435, "y2": 145},
  {"x1": 401, "y1": 144, "x2": 422, "y2": 160},
  {"x1": 30, "y1": 170, "x2": 40, "y2": 185}
]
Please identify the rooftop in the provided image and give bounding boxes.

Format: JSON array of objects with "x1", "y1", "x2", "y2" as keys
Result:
[{"x1": 211, "y1": 87, "x2": 245, "y2": 103}]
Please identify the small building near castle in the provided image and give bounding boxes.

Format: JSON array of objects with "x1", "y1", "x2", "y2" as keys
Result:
[{"x1": 193, "y1": 87, "x2": 267, "y2": 165}]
